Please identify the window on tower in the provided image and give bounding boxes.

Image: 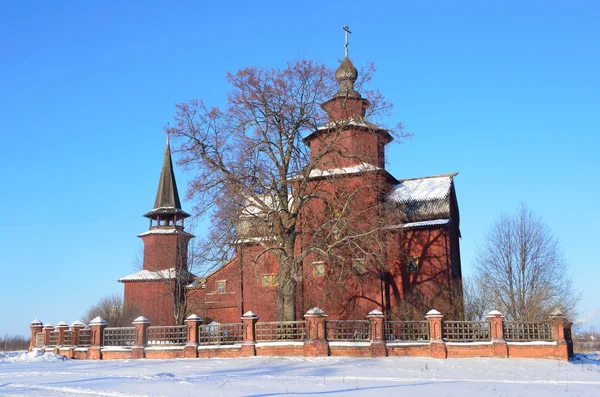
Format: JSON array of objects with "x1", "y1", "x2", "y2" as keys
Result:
[
  {"x1": 216, "y1": 280, "x2": 226, "y2": 294},
  {"x1": 407, "y1": 257, "x2": 419, "y2": 273},
  {"x1": 313, "y1": 262, "x2": 325, "y2": 277}
]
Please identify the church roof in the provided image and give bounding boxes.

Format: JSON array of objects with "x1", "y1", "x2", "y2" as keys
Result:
[
  {"x1": 387, "y1": 173, "x2": 458, "y2": 225},
  {"x1": 144, "y1": 138, "x2": 190, "y2": 219},
  {"x1": 388, "y1": 173, "x2": 456, "y2": 203}
]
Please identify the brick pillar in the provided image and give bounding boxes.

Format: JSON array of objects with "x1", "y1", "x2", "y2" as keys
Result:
[
  {"x1": 56, "y1": 322, "x2": 68, "y2": 346},
  {"x1": 184, "y1": 314, "x2": 203, "y2": 358},
  {"x1": 426, "y1": 309, "x2": 447, "y2": 359},
  {"x1": 486, "y1": 310, "x2": 507, "y2": 357},
  {"x1": 367, "y1": 309, "x2": 387, "y2": 357},
  {"x1": 241, "y1": 311, "x2": 259, "y2": 357},
  {"x1": 42, "y1": 323, "x2": 54, "y2": 349},
  {"x1": 71, "y1": 320, "x2": 86, "y2": 347},
  {"x1": 29, "y1": 319, "x2": 43, "y2": 351},
  {"x1": 88, "y1": 316, "x2": 107, "y2": 360},
  {"x1": 132, "y1": 316, "x2": 150, "y2": 359},
  {"x1": 550, "y1": 309, "x2": 571, "y2": 361},
  {"x1": 56, "y1": 321, "x2": 69, "y2": 356},
  {"x1": 304, "y1": 307, "x2": 328, "y2": 357}
]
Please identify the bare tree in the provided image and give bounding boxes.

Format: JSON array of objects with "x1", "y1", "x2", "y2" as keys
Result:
[
  {"x1": 82, "y1": 294, "x2": 140, "y2": 327},
  {"x1": 474, "y1": 203, "x2": 579, "y2": 321},
  {"x1": 131, "y1": 241, "x2": 200, "y2": 325},
  {"x1": 170, "y1": 59, "x2": 408, "y2": 320}
]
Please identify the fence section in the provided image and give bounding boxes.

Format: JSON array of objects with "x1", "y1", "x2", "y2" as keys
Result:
[
  {"x1": 326, "y1": 320, "x2": 370, "y2": 341},
  {"x1": 63, "y1": 331, "x2": 73, "y2": 346},
  {"x1": 103, "y1": 327, "x2": 135, "y2": 347},
  {"x1": 198, "y1": 323, "x2": 243, "y2": 345},
  {"x1": 503, "y1": 321, "x2": 553, "y2": 342},
  {"x1": 256, "y1": 321, "x2": 306, "y2": 342},
  {"x1": 385, "y1": 321, "x2": 429, "y2": 342},
  {"x1": 78, "y1": 329, "x2": 91, "y2": 347},
  {"x1": 48, "y1": 331, "x2": 58, "y2": 347},
  {"x1": 443, "y1": 321, "x2": 490, "y2": 342},
  {"x1": 35, "y1": 332, "x2": 44, "y2": 348},
  {"x1": 147, "y1": 325, "x2": 187, "y2": 346}
]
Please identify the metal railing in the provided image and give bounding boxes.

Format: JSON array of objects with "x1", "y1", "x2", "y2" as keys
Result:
[
  {"x1": 503, "y1": 321, "x2": 553, "y2": 342},
  {"x1": 198, "y1": 323, "x2": 243, "y2": 345},
  {"x1": 48, "y1": 331, "x2": 58, "y2": 347},
  {"x1": 326, "y1": 320, "x2": 370, "y2": 341},
  {"x1": 385, "y1": 321, "x2": 429, "y2": 342},
  {"x1": 103, "y1": 327, "x2": 135, "y2": 347},
  {"x1": 78, "y1": 329, "x2": 91, "y2": 347},
  {"x1": 147, "y1": 325, "x2": 187, "y2": 346},
  {"x1": 443, "y1": 321, "x2": 490, "y2": 342},
  {"x1": 35, "y1": 332, "x2": 44, "y2": 348},
  {"x1": 63, "y1": 331, "x2": 73, "y2": 346},
  {"x1": 256, "y1": 321, "x2": 306, "y2": 342}
]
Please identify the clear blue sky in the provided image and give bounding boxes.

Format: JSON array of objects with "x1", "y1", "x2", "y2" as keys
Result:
[{"x1": 1, "y1": 1, "x2": 598, "y2": 336}]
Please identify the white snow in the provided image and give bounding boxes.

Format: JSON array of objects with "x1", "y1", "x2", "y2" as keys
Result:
[
  {"x1": 387, "y1": 219, "x2": 450, "y2": 230},
  {"x1": 309, "y1": 162, "x2": 381, "y2": 178},
  {"x1": 0, "y1": 350, "x2": 598, "y2": 396},
  {"x1": 118, "y1": 268, "x2": 181, "y2": 282},
  {"x1": 389, "y1": 176, "x2": 453, "y2": 202}
]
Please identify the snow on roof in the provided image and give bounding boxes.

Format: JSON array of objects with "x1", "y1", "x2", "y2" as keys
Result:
[
  {"x1": 118, "y1": 268, "x2": 178, "y2": 282},
  {"x1": 138, "y1": 228, "x2": 194, "y2": 237},
  {"x1": 316, "y1": 118, "x2": 383, "y2": 132},
  {"x1": 309, "y1": 162, "x2": 381, "y2": 178},
  {"x1": 386, "y1": 219, "x2": 450, "y2": 230},
  {"x1": 388, "y1": 175, "x2": 454, "y2": 203}
]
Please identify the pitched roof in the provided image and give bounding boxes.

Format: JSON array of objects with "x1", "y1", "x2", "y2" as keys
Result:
[
  {"x1": 388, "y1": 173, "x2": 456, "y2": 203},
  {"x1": 144, "y1": 138, "x2": 190, "y2": 219},
  {"x1": 387, "y1": 173, "x2": 458, "y2": 224}
]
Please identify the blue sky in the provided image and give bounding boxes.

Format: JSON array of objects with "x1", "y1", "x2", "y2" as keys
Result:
[{"x1": 1, "y1": 1, "x2": 598, "y2": 336}]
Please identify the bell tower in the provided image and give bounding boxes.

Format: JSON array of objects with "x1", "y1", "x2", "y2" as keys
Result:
[
  {"x1": 303, "y1": 28, "x2": 393, "y2": 171},
  {"x1": 140, "y1": 136, "x2": 194, "y2": 272}
]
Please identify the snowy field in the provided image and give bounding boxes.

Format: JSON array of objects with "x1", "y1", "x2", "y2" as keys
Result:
[{"x1": 1, "y1": 350, "x2": 599, "y2": 396}]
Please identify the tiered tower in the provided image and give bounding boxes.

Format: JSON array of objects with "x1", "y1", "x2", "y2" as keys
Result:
[{"x1": 119, "y1": 137, "x2": 194, "y2": 325}]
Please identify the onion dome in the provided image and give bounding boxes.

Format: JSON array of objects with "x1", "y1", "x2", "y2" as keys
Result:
[{"x1": 334, "y1": 56, "x2": 361, "y2": 99}]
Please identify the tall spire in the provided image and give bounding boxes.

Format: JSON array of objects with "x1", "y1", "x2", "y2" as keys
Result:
[{"x1": 144, "y1": 138, "x2": 189, "y2": 219}]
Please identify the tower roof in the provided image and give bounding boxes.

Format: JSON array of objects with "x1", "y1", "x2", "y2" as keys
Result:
[
  {"x1": 333, "y1": 56, "x2": 361, "y2": 99},
  {"x1": 144, "y1": 137, "x2": 190, "y2": 219}
]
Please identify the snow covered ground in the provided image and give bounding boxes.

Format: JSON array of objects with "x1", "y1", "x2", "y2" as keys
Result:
[{"x1": 1, "y1": 350, "x2": 599, "y2": 396}]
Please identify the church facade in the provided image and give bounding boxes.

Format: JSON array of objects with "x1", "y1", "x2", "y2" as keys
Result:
[{"x1": 119, "y1": 56, "x2": 463, "y2": 325}]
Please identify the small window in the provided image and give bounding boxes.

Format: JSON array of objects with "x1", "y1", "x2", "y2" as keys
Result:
[
  {"x1": 407, "y1": 257, "x2": 419, "y2": 273},
  {"x1": 313, "y1": 262, "x2": 325, "y2": 277},
  {"x1": 216, "y1": 280, "x2": 226, "y2": 294},
  {"x1": 352, "y1": 258, "x2": 365, "y2": 275},
  {"x1": 262, "y1": 274, "x2": 278, "y2": 287}
]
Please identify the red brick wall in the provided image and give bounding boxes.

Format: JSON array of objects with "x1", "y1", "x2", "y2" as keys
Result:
[{"x1": 124, "y1": 281, "x2": 174, "y2": 325}]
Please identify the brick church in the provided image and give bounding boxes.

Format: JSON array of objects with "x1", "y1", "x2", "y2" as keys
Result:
[{"x1": 120, "y1": 55, "x2": 463, "y2": 325}]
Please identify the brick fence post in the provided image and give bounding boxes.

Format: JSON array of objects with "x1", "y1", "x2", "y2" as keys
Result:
[
  {"x1": 367, "y1": 309, "x2": 387, "y2": 357},
  {"x1": 56, "y1": 321, "x2": 69, "y2": 356},
  {"x1": 550, "y1": 309, "x2": 571, "y2": 361},
  {"x1": 426, "y1": 309, "x2": 447, "y2": 359},
  {"x1": 241, "y1": 311, "x2": 259, "y2": 357},
  {"x1": 184, "y1": 314, "x2": 202, "y2": 358},
  {"x1": 71, "y1": 320, "x2": 86, "y2": 347},
  {"x1": 29, "y1": 319, "x2": 43, "y2": 351},
  {"x1": 304, "y1": 307, "x2": 328, "y2": 357},
  {"x1": 132, "y1": 316, "x2": 150, "y2": 359},
  {"x1": 486, "y1": 310, "x2": 508, "y2": 357},
  {"x1": 88, "y1": 316, "x2": 107, "y2": 360},
  {"x1": 42, "y1": 323, "x2": 54, "y2": 349}
]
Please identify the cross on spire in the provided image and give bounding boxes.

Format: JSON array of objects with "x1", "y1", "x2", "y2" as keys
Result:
[{"x1": 343, "y1": 25, "x2": 351, "y2": 57}]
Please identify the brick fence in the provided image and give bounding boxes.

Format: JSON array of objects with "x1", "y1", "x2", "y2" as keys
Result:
[{"x1": 29, "y1": 308, "x2": 573, "y2": 361}]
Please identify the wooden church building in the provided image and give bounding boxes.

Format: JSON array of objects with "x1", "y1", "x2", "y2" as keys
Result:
[{"x1": 119, "y1": 56, "x2": 463, "y2": 325}]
